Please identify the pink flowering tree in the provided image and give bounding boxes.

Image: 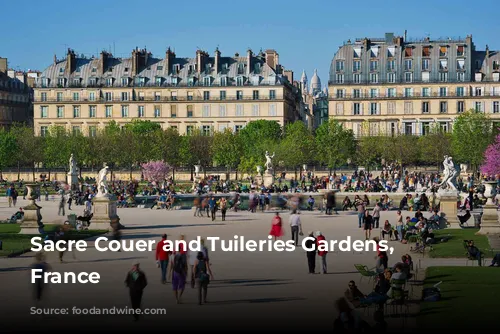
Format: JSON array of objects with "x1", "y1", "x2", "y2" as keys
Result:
[
  {"x1": 141, "y1": 161, "x2": 171, "y2": 186},
  {"x1": 480, "y1": 133, "x2": 500, "y2": 176}
]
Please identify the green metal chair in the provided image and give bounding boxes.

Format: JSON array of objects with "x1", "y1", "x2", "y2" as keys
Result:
[
  {"x1": 353, "y1": 264, "x2": 378, "y2": 285},
  {"x1": 386, "y1": 279, "x2": 410, "y2": 320}
]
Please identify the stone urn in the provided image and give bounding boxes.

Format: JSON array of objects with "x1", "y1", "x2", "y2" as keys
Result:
[
  {"x1": 476, "y1": 180, "x2": 500, "y2": 235},
  {"x1": 482, "y1": 180, "x2": 497, "y2": 205},
  {"x1": 19, "y1": 184, "x2": 43, "y2": 234}
]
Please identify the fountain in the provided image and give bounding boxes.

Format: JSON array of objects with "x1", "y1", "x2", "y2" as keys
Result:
[{"x1": 18, "y1": 184, "x2": 43, "y2": 234}]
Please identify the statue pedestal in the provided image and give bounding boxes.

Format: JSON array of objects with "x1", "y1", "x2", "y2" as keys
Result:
[
  {"x1": 67, "y1": 172, "x2": 79, "y2": 191},
  {"x1": 19, "y1": 203, "x2": 42, "y2": 235},
  {"x1": 91, "y1": 195, "x2": 119, "y2": 231},
  {"x1": 439, "y1": 192, "x2": 460, "y2": 228},
  {"x1": 263, "y1": 173, "x2": 275, "y2": 187},
  {"x1": 476, "y1": 205, "x2": 500, "y2": 235}
]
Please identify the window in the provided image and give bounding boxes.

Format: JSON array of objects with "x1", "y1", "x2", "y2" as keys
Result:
[
  {"x1": 457, "y1": 45, "x2": 464, "y2": 57},
  {"x1": 235, "y1": 125, "x2": 243, "y2": 133},
  {"x1": 353, "y1": 74, "x2": 360, "y2": 84},
  {"x1": 121, "y1": 78, "x2": 128, "y2": 86},
  {"x1": 493, "y1": 101, "x2": 500, "y2": 113},
  {"x1": 475, "y1": 87, "x2": 483, "y2": 96},
  {"x1": 106, "y1": 78, "x2": 113, "y2": 86},
  {"x1": 203, "y1": 91, "x2": 210, "y2": 100},
  {"x1": 251, "y1": 104, "x2": 259, "y2": 116},
  {"x1": 220, "y1": 77, "x2": 227, "y2": 86},
  {"x1": 387, "y1": 88, "x2": 395, "y2": 98},
  {"x1": 219, "y1": 91, "x2": 226, "y2": 100},
  {"x1": 389, "y1": 122, "x2": 397, "y2": 136},
  {"x1": 252, "y1": 90, "x2": 259, "y2": 100},
  {"x1": 353, "y1": 60, "x2": 361, "y2": 72},
  {"x1": 202, "y1": 125, "x2": 211, "y2": 136},
  {"x1": 187, "y1": 92, "x2": 193, "y2": 101},
  {"x1": 404, "y1": 72, "x2": 413, "y2": 83},
  {"x1": 439, "y1": 101, "x2": 447, "y2": 113},
  {"x1": 370, "y1": 89, "x2": 378, "y2": 98},
  {"x1": 387, "y1": 73, "x2": 395, "y2": 83},
  {"x1": 219, "y1": 105, "x2": 227, "y2": 117},
  {"x1": 421, "y1": 122, "x2": 430, "y2": 136},
  {"x1": 187, "y1": 105, "x2": 193, "y2": 118},
  {"x1": 422, "y1": 102, "x2": 430, "y2": 113},
  {"x1": 40, "y1": 126, "x2": 48, "y2": 137},
  {"x1": 439, "y1": 87, "x2": 447, "y2": 97},
  {"x1": 457, "y1": 72, "x2": 465, "y2": 82},
  {"x1": 157, "y1": 65, "x2": 163, "y2": 71},
  {"x1": 58, "y1": 78, "x2": 65, "y2": 86},
  {"x1": 439, "y1": 72, "x2": 448, "y2": 82},
  {"x1": 336, "y1": 89, "x2": 345, "y2": 98},
  {"x1": 236, "y1": 90, "x2": 243, "y2": 100},
  {"x1": 439, "y1": 46, "x2": 447, "y2": 57},
  {"x1": 422, "y1": 46, "x2": 431, "y2": 57},
  {"x1": 171, "y1": 125, "x2": 178, "y2": 130},
  {"x1": 121, "y1": 92, "x2": 128, "y2": 101},
  {"x1": 57, "y1": 106, "x2": 64, "y2": 118},
  {"x1": 186, "y1": 125, "x2": 194, "y2": 135},
  {"x1": 71, "y1": 126, "x2": 80, "y2": 135},
  {"x1": 138, "y1": 105, "x2": 145, "y2": 117},
  {"x1": 353, "y1": 89, "x2": 361, "y2": 98},
  {"x1": 202, "y1": 105, "x2": 210, "y2": 117},
  {"x1": 269, "y1": 90, "x2": 276, "y2": 100},
  {"x1": 353, "y1": 47, "x2": 361, "y2": 58},
  {"x1": 138, "y1": 92, "x2": 145, "y2": 101},
  {"x1": 121, "y1": 105, "x2": 129, "y2": 117},
  {"x1": 170, "y1": 92, "x2": 177, "y2": 101},
  {"x1": 73, "y1": 92, "x2": 80, "y2": 101},
  {"x1": 404, "y1": 88, "x2": 413, "y2": 97},
  {"x1": 336, "y1": 74, "x2": 344, "y2": 84},
  {"x1": 353, "y1": 103, "x2": 361, "y2": 115},
  {"x1": 41, "y1": 92, "x2": 47, "y2": 102},
  {"x1": 236, "y1": 76, "x2": 244, "y2": 86},
  {"x1": 440, "y1": 122, "x2": 449, "y2": 132},
  {"x1": 404, "y1": 123, "x2": 413, "y2": 135},
  {"x1": 105, "y1": 92, "x2": 112, "y2": 102},
  {"x1": 236, "y1": 104, "x2": 243, "y2": 116},
  {"x1": 269, "y1": 104, "x2": 277, "y2": 116},
  {"x1": 40, "y1": 106, "x2": 48, "y2": 118},
  {"x1": 89, "y1": 126, "x2": 97, "y2": 137},
  {"x1": 105, "y1": 106, "x2": 112, "y2": 118},
  {"x1": 370, "y1": 60, "x2": 378, "y2": 71},
  {"x1": 203, "y1": 77, "x2": 211, "y2": 86},
  {"x1": 387, "y1": 47, "x2": 395, "y2": 58},
  {"x1": 336, "y1": 61, "x2": 345, "y2": 71},
  {"x1": 457, "y1": 59, "x2": 465, "y2": 70},
  {"x1": 404, "y1": 47, "x2": 412, "y2": 57},
  {"x1": 387, "y1": 102, "x2": 395, "y2": 114},
  {"x1": 456, "y1": 87, "x2": 464, "y2": 97},
  {"x1": 404, "y1": 59, "x2": 412, "y2": 70},
  {"x1": 154, "y1": 92, "x2": 161, "y2": 101},
  {"x1": 404, "y1": 101, "x2": 413, "y2": 114},
  {"x1": 87, "y1": 92, "x2": 95, "y2": 101},
  {"x1": 89, "y1": 105, "x2": 96, "y2": 118},
  {"x1": 387, "y1": 60, "x2": 396, "y2": 71},
  {"x1": 439, "y1": 59, "x2": 448, "y2": 70},
  {"x1": 457, "y1": 101, "x2": 465, "y2": 113},
  {"x1": 422, "y1": 59, "x2": 430, "y2": 71},
  {"x1": 370, "y1": 103, "x2": 378, "y2": 115},
  {"x1": 56, "y1": 92, "x2": 63, "y2": 102},
  {"x1": 170, "y1": 105, "x2": 177, "y2": 118},
  {"x1": 370, "y1": 73, "x2": 378, "y2": 83},
  {"x1": 73, "y1": 106, "x2": 80, "y2": 118},
  {"x1": 475, "y1": 101, "x2": 483, "y2": 112}
]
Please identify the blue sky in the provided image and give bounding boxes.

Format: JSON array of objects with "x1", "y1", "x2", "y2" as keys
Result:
[{"x1": 2, "y1": 0, "x2": 499, "y2": 87}]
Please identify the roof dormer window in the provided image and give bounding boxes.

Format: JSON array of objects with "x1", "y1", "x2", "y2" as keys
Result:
[
  {"x1": 92, "y1": 67, "x2": 97, "y2": 73},
  {"x1": 157, "y1": 65, "x2": 163, "y2": 71},
  {"x1": 236, "y1": 76, "x2": 244, "y2": 86},
  {"x1": 59, "y1": 67, "x2": 64, "y2": 74},
  {"x1": 173, "y1": 64, "x2": 181, "y2": 74},
  {"x1": 203, "y1": 76, "x2": 211, "y2": 86},
  {"x1": 106, "y1": 77, "x2": 113, "y2": 86}
]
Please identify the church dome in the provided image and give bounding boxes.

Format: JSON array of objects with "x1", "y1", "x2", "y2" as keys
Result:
[{"x1": 310, "y1": 69, "x2": 321, "y2": 94}]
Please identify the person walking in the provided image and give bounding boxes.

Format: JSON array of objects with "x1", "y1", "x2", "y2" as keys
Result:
[
  {"x1": 356, "y1": 199, "x2": 365, "y2": 228},
  {"x1": 32, "y1": 252, "x2": 51, "y2": 302},
  {"x1": 219, "y1": 197, "x2": 227, "y2": 221},
  {"x1": 170, "y1": 250, "x2": 188, "y2": 304},
  {"x1": 208, "y1": 196, "x2": 217, "y2": 221},
  {"x1": 372, "y1": 202, "x2": 381, "y2": 228},
  {"x1": 58, "y1": 192, "x2": 66, "y2": 216},
  {"x1": 289, "y1": 210, "x2": 302, "y2": 246},
  {"x1": 305, "y1": 231, "x2": 317, "y2": 274},
  {"x1": 67, "y1": 194, "x2": 73, "y2": 210},
  {"x1": 193, "y1": 196, "x2": 202, "y2": 217},
  {"x1": 155, "y1": 234, "x2": 171, "y2": 284},
  {"x1": 6, "y1": 185, "x2": 13, "y2": 207},
  {"x1": 269, "y1": 212, "x2": 284, "y2": 241},
  {"x1": 364, "y1": 214, "x2": 373, "y2": 240},
  {"x1": 124, "y1": 261, "x2": 148, "y2": 321},
  {"x1": 316, "y1": 231, "x2": 328, "y2": 274},
  {"x1": 194, "y1": 251, "x2": 214, "y2": 305},
  {"x1": 396, "y1": 210, "x2": 404, "y2": 241}
]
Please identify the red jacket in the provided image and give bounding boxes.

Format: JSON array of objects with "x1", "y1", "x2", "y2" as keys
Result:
[
  {"x1": 156, "y1": 239, "x2": 171, "y2": 261},
  {"x1": 316, "y1": 235, "x2": 327, "y2": 256}
]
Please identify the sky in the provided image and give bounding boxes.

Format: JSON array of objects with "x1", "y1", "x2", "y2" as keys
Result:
[{"x1": 2, "y1": 0, "x2": 499, "y2": 88}]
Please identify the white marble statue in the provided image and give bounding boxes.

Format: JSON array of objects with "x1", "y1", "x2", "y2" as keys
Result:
[
  {"x1": 69, "y1": 153, "x2": 77, "y2": 174},
  {"x1": 460, "y1": 163, "x2": 468, "y2": 174},
  {"x1": 194, "y1": 165, "x2": 201, "y2": 177},
  {"x1": 264, "y1": 151, "x2": 275, "y2": 172},
  {"x1": 256, "y1": 165, "x2": 263, "y2": 175},
  {"x1": 96, "y1": 165, "x2": 110, "y2": 197},
  {"x1": 438, "y1": 155, "x2": 458, "y2": 192}
]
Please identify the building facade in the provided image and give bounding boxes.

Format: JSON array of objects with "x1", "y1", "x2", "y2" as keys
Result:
[
  {"x1": 299, "y1": 69, "x2": 329, "y2": 130},
  {"x1": 328, "y1": 33, "x2": 500, "y2": 137},
  {"x1": 0, "y1": 57, "x2": 34, "y2": 127},
  {"x1": 33, "y1": 47, "x2": 300, "y2": 136}
]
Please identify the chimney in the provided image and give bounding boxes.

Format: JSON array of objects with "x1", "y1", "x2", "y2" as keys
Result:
[
  {"x1": 131, "y1": 47, "x2": 147, "y2": 76},
  {"x1": 404, "y1": 30, "x2": 407, "y2": 41},
  {"x1": 53, "y1": 54, "x2": 57, "y2": 65},
  {"x1": 196, "y1": 49, "x2": 208, "y2": 75},
  {"x1": 98, "y1": 50, "x2": 110, "y2": 75},
  {"x1": 165, "y1": 47, "x2": 175, "y2": 75},
  {"x1": 132, "y1": 47, "x2": 139, "y2": 76},
  {"x1": 486, "y1": 45, "x2": 490, "y2": 58},
  {"x1": 0, "y1": 57, "x2": 7, "y2": 74},
  {"x1": 264, "y1": 49, "x2": 279, "y2": 70},
  {"x1": 246, "y1": 49, "x2": 253, "y2": 75},
  {"x1": 65, "y1": 48, "x2": 76, "y2": 73},
  {"x1": 214, "y1": 47, "x2": 221, "y2": 74}
]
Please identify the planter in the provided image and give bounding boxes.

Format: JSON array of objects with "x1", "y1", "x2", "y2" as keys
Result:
[{"x1": 482, "y1": 180, "x2": 497, "y2": 205}]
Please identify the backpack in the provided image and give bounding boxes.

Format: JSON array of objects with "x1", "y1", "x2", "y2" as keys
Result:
[
  {"x1": 422, "y1": 287, "x2": 441, "y2": 301},
  {"x1": 196, "y1": 259, "x2": 210, "y2": 282},
  {"x1": 173, "y1": 253, "x2": 186, "y2": 273}
]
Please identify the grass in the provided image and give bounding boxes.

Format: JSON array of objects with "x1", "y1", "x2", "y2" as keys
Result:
[
  {"x1": 0, "y1": 224, "x2": 107, "y2": 257},
  {"x1": 429, "y1": 228, "x2": 490, "y2": 258},
  {"x1": 418, "y1": 266, "x2": 500, "y2": 330}
]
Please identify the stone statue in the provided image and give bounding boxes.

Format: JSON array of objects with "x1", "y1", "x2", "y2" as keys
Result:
[
  {"x1": 256, "y1": 165, "x2": 263, "y2": 175},
  {"x1": 264, "y1": 151, "x2": 275, "y2": 172},
  {"x1": 460, "y1": 163, "x2": 468, "y2": 174},
  {"x1": 69, "y1": 153, "x2": 77, "y2": 174},
  {"x1": 438, "y1": 155, "x2": 458, "y2": 192},
  {"x1": 96, "y1": 165, "x2": 110, "y2": 197}
]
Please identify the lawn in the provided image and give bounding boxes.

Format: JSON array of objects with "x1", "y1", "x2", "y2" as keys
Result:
[
  {"x1": 0, "y1": 224, "x2": 107, "y2": 257},
  {"x1": 418, "y1": 266, "x2": 500, "y2": 330},
  {"x1": 429, "y1": 228, "x2": 490, "y2": 258}
]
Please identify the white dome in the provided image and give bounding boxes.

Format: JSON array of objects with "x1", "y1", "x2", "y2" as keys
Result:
[{"x1": 310, "y1": 69, "x2": 321, "y2": 93}]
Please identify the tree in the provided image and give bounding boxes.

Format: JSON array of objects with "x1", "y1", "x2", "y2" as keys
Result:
[
  {"x1": 10, "y1": 124, "x2": 44, "y2": 181},
  {"x1": 141, "y1": 161, "x2": 171, "y2": 185},
  {"x1": 418, "y1": 124, "x2": 452, "y2": 168},
  {"x1": 151, "y1": 128, "x2": 181, "y2": 180},
  {"x1": 357, "y1": 136, "x2": 383, "y2": 170},
  {"x1": 480, "y1": 133, "x2": 500, "y2": 176},
  {"x1": 211, "y1": 128, "x2": 242, "y2": 180},
  {"x1": 452, "y1": 110, "x2": 494, "y2": 170},
  {"x1": 180, "y1": 129, "x2": 213, "y2": 178},
  {"x1": 382, "y1": 135, "x2": 420, "y2": 171},
  {"x1": 280, "y1": 122, "x2": 315, "y2": 176},
  {"x1": 43, "y1": 126, "x2": 70, "y2": 177},
  {"x1": 123, "y1": 119, "x2": 162, "y2": 135},
  {"x1": 315, "y1": 119, "x2": 356, "y2": 172},
  {"x1": 238, "y1": 120, "x2": 282, "y2": 164},
  {"x1": 0, "y1": 129, "x2": 17, "y2": 179}
]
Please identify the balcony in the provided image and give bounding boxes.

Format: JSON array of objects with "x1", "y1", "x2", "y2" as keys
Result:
[
  {"x1": 329, "y1": 91, "x2": 500, "y2": 101},
  {"x1": 33, "y1": 95, "x2": 285, "y2": 103}
]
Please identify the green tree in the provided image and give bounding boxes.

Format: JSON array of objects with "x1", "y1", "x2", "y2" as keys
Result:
[
  {"x1": 151, "y1": 128, "x2": 181, "y2": 180},
  {"x1": 418, "y1": 124, "x2": 452, "y2": 168},
  {"x1": 0, "y1": 129, "x2": 17, "y2": 180},
  {"x1": 357, "y1": 136, "x2": 383, "y2": 170},
  {"x1": 211, "y1": 128, "x2": 242, "y2": 180},
  {"x1": 280, "y1": 122, "x2": 315, "y2": 176},
  {"x1": 123, "y1": 119, "x2": 162, "y2": 134},
  {"x1": 10, "y1": 124, "x2": 43, "y2": 181},
  {"x1": 238, "y1": 120, "x2": 282, "y2": 163},
  {"x1": 452, "y1": 110, "x2": 494, "y2": 170},
  {"x1": 43, "y1": 126, "x2": 70, "y2": 176},
  {"x1": 382, "y1": 135, "x2": 420, "y2": 170},
  {"x1": 315, "y1": 119, "x2": 356, "y2": 172}
]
